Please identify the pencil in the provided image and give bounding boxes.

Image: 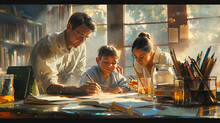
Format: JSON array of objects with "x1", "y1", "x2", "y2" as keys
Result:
[
  {"x1": 200, "y1": 46, "x2": 211, "y2": 71},
  {"x1": 205, "y1": 58, "x2": 217, "y2": 78},
  {"x1": 170, "y1": 48, "x2": 182, "y2": 77},
  {"x1": 204, "y1": 57, "x2": 213, "y2": 76},
  {"x1": 85, "y1": 73, "x2": 113, "y2": 91},
  {"x1": 85, "y1": 73, "x2": 94, "y2": 82},
  {"x1": 130, "y1": 75, "x2": 135, "y2": 80},
  {"x1": 133, "y1": 65, "x2": 147, "y2": 93},
  {"x1": 185, "y1": 59, "x2": 196, "y2": 85},
  {"x1": 189, "y1": 57, "x2": 215, "y2": 101}
]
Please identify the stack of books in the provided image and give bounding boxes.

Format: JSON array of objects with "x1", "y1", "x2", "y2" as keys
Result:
[{"x1": 0, "y1": 23, "x2": 40, "y2": 45}]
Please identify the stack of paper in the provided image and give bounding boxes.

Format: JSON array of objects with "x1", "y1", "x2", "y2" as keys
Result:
[
  {"x1": 24, "y1": 95, "x2": 77, "y2": 105},
  {"x1": 61, "y1": 103, "x2": 108, "y2": 111}
]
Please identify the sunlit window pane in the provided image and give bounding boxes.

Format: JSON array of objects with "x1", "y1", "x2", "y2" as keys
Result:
[
  {"x1": 125, "y1": 23, "x2": 168, "y2": 45},
  {"x1": 183, "y1": 17, "x2": 220, "y2": 77},
  {"x1": 71, "y1": 5, "x2": 107, "y2": 24},
  {"x1": 188, "y1": 5, "x2": 220, "y2": 18},
  {"x1": 125, "y1": 5, "x2": 167, "y2": 23},
  {"x1": 125, "y1": 47, "x2": 133, "y2": 67}
]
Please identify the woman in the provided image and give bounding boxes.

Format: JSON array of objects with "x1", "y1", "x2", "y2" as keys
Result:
[{"x1": 129, "y1": 32, "x2": 172, "y2": 89}]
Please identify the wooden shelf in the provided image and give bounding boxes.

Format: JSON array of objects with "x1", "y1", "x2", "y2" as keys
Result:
[
  {"x1": 0, "y1": 38, "x2": 34, "y2": 49},
  {"x1": 0, "y1": 9, "x2": 41, "y2": 26}
]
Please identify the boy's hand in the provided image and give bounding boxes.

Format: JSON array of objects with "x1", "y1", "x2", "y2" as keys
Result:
[
  {"x1": 79, "y1": 81, "x2": 103, "y2": 95},
  {"x1": 116, "y1": 65, "x2": 123, "y2": 75}
]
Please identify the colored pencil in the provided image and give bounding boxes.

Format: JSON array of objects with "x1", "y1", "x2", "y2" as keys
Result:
[{"x1": 133, "y1": 65, "x2": 147, "y2": 93}]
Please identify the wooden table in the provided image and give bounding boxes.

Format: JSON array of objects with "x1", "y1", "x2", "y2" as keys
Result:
[{"x1": 0, "y1": 92, "x2": 219, "y2": 119}]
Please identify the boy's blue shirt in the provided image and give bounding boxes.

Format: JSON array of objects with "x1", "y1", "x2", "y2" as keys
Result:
[{"x1": 80, "y1": 65, "x2": 130, "y2": 91}]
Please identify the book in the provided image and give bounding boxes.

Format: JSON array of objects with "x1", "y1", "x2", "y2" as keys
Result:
[
  {"x1": 157, "y1": 107, "x2": 199, "y2": 117},
  {"x1": 78, "y1": 92, "x2": 138, "y2": 100},
  {"x1": 79, "y1": 98, "x2": 118, "y2": 108},
  {"x1": 133, "y1": 107, "x2": 162, "y2": 117},
  {"x1": 111, "y1": 99, "x2": 156, "y2": 115},
  {"x1": 24, "y1": 94, "x2": 77, "y2": 105},
  {"x1": 0, "y1": 23, "x2": 40, "y2": 45},
  {"x1": 78, "y1": 93, "x2": 151, "y2": 110},
  {"x1": 61, "y1": 103, "x2": 108, "y2": 111}
]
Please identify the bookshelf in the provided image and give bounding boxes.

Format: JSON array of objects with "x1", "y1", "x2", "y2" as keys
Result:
[{"x1": 0, "y1": 6, "x2": 42, "y2": 71}]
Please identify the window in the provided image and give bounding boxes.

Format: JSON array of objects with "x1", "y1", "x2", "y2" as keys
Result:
[
  {"x1": 70, "y1": 4, "x2": 220, "y2": 78},
  {"x1": 124, "y1": 5, "x2": 168, "y2": 78},
  {"x1": 176, "y1": 5, "x2": 220, "y2": 77},
  {"x1": 71, "y1": 5, "x2": 107, "y2": 69}
]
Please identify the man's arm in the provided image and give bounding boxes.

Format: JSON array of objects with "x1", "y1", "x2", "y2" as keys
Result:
[
  {"x1": 47, "y1": 82, "x2": 102, "y2": 95},
  {"x1": 46, "y1": 84, "x2": 81, "y2": 95}
]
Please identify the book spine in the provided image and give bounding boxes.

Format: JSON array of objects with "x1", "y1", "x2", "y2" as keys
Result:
[{"x1": 112, "y1": 102, "x2": 133, "y2": 115}]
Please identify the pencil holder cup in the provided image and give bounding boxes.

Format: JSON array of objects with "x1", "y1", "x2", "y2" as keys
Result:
[
  {"x1": 174, "y1": 76, "x2": 217, "y2": 106},
  {"x1": 138, "y1": 78, "x2": 153, "y2": 96},
  {"x1": 0, "y1": 74, "x2": 14, "y2": 104}
]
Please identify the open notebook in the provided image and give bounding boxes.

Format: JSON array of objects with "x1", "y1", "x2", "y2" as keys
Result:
[{"x1": 79, "y1": 97, "x2": 156, "y2": 115}]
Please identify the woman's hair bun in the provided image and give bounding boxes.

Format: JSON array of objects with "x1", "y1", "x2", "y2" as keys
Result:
[{"x1": 138, "y1": 32, "x2": 150, "y2": 39}]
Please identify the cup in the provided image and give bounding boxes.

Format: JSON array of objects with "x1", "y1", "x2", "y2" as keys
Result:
[
  {"x1": 174, "y1": 76, "x2": 217, "y2": 106},
  {"x1": 138, "y1": 78, "x2": 152, "y2": 96},
  {"x1": 0, "y1": 74, "x2": 14, "y2": 104}
]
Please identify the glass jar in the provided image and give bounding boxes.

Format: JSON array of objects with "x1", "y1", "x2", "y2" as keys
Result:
[
  {"x1": 0, "y1": 74, "x2": 14, "y2": 103},
  {"x1": 153, "y1": 64, "x2": 174, "y2": 98}
]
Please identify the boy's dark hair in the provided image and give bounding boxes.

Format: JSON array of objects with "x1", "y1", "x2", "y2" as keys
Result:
[
  {"x1": 131, "y1": 32, "x2": 153, "y2": 53},
  {"x1": 98, "y1": 45, "x2": 121, "y2": 60},
  {"x1": 68, "y1": 12, "x2": 96, "y2": 31}
]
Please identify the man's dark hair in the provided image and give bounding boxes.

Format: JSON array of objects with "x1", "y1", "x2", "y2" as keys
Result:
[{"x1": 68, "y1": 12, "x2": 96, "y2": 31}]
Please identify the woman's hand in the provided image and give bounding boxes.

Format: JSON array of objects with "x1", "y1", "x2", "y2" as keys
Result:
[{"x1": 127, "y1": 80, "x2": 138, "y2": 90}]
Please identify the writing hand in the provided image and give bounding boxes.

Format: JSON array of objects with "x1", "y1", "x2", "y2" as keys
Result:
[{"x1": 79, "y1": 81, "x2": 103, "y2": 95}]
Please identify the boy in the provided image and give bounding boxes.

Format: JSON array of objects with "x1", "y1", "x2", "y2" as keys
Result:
[{"x1": 80, "y1": 45, "x2": 130, "y2": 94}]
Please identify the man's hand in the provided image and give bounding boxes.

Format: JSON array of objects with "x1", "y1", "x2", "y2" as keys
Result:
[{"x1": 79, "y1": 81, "x2": 103, "y2": 95}]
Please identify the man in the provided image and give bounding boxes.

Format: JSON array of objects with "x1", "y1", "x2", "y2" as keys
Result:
[{"x1": 29, "y1": 12, "x2": 102, "y2": 95}]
